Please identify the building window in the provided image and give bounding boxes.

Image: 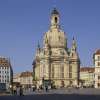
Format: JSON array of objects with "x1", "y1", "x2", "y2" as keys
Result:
[
  {"x1": 72, "y1": 53, "x2": 73, "y2": 57},
  {"x1": 98, "y1": 62, "x2": 100, "y2": 66},
  {"x1": 52, "y1": 65, "x2": 54, "y2": 78},
  {"x1": 98, "y1": 56, "x2": 100, "y2": 61},
  {"x1": 55, "y1": 17, "x2": 57, "y2": 23},
  {"x1": 98, "y1": 83, "x2": 100, "y2": 87},
  {"x1": 61, "y1": 66, "x2": 64, "y2": 78},
  {"x1": 98, "y1": 76, "x2": 100, "y2": 80},
  {"x1": 69, "y1": 65, "x2": 72, "y2": 78},
  {"x1": 69, "y1": 73, "x2": 72, "y2": 78},
  {"x1": 69, "y1": 65, "x2": 72, "y2": 72}
]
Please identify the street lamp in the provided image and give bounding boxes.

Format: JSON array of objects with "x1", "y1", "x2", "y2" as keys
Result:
[{"x1": 9, "y1": 85, "x2": 12, "y2": 95}]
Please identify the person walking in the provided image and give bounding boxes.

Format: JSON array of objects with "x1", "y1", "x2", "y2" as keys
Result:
[
  {"x1": 45, "y1": 85, "x2": 48, "y2": 92},
  {"x1": 13, "y1": 86, "x2": 17, "y2": 95},
  {"x1": 19, "y1": 86, "x2": 24, "y2": 96}
]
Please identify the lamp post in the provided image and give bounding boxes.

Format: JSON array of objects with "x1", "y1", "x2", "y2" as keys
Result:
[{"x1": 9, "y1": 84, "x2": 12, "y2": 95}]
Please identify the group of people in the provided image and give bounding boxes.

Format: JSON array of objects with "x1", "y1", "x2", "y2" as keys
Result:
[
  {"x1": 12, "y1": 84, "x2": 49, "y2": 95},
  {"x1": 36, "y1": 85, "x2": 49, "y2": 92},
  {"x1": 13, "y1": 86, "x2": 24, "y2": 96}
]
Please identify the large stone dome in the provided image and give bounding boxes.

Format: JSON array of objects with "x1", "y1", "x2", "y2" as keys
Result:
[
  {"x1": 44, "y1": 29, "x2": 67, "y2": 48},
  {"x1": 43, "y1": 8, "x2": 67, "y2": 49}
]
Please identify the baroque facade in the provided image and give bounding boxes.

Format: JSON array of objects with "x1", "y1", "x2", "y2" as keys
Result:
[{"x1": 33, "y1": 8, "x2": 80, "y2": 88}]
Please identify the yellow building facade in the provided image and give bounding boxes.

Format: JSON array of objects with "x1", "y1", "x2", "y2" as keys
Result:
[
  {"x1": 33, "y1": 8, "x2": 80, "y2": 88},
  {"x1": 80, "y1": 67, "x2": 94, "y2": 87}
]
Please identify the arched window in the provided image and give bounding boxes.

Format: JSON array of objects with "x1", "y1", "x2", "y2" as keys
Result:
[{"x1": 55, "y1": 17, "x2": 57, "y2": 23}]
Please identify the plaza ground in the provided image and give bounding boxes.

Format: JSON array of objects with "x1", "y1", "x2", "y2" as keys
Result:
[
  {"x1": 24, "y1": 88, "x2": 100, "y2": 95},
  {"x1": 1, "y1": 88, "x2": 100, "y2": 100},
  {"x1": 0, "y1": 94, "x2": 100, "y2": 100}
]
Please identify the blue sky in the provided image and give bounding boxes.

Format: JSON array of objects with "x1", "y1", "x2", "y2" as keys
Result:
[{"x1": 0, "y1": 0, "x2": 100, "y2": 73}]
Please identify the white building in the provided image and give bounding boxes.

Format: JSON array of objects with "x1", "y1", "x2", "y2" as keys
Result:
[
  {"x1": 94, "y1": 49, "x2": 100, "y2": 88},
  {"x1": 0, "y1": 57, "x2": 13, "y2": 91}
]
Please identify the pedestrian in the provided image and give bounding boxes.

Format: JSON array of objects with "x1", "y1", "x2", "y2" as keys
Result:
[
  {"x1": 37, "y1": 85, "x2": 39, "y2": 92},
  {"x1": 45, "y1": 85, "x2": 48, "y2": 92},
  {"x1": 13, "y1": 86, "x2": 17, "y2": 95},
  {"x1": 19, "y1": 86, "x2": 24, "y2": 96}
]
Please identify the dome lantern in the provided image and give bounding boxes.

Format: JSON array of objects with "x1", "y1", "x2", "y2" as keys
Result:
[{"x1": 50, "y1": 8, "x2": 60, "y2": 28}]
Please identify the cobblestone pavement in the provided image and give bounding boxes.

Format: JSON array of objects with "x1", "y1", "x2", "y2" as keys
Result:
[
  {"x1": 24, "y1": 88, "x2": 100, "y2": 95},
  {"x1": 1, "y1": 88, "x2": 100, "y2": 100}
]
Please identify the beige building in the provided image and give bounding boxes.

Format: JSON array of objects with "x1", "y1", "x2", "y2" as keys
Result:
[
  {"x1": 33, "y1": 8, "x2": 80, "y2": 88},
  {"x1": 19, "y1": 71, "x2": 33, "y2": 88},
  {"x1": 93, "y1": 49, "x2": 100, "y2": 88},
  {"x1": 13, "y1": 71, "x2": 33, "y2": 88},
  {"x1": 13, "y1": 73, "x2": 21, "y2": 83},
  {"x1": 80, "y1": 67, "x2": 94, "y2": 87}
]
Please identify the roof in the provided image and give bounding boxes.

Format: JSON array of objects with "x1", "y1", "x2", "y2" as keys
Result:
[
  {"x1": 32, "y1": 59, "x2": 36, "y2": 65},
  {"x1": 80, "y1": 67, "x2": 95, "y2": 73},
  {"x1": 0, "y1": 57, "x2": 11, "y2": 67},
  {"x1": 20, "y1": 71, "x2": 33, "y2": 77},
  {"x1": 51, "y1": 8, "x2": 59, "y2": 15},
  {"x1": 95, "y1": 49, "x2": 100, "y2": 55}
]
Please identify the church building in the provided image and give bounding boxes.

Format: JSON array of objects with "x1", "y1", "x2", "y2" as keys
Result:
[{"x1": 33, "y1": 8, "x2": 80, "y2": 88}]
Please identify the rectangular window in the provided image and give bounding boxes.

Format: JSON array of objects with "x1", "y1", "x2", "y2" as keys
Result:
[
  {"x1": 61, "y1": 66, "x2": 64, "y2": 78},
  {"x1": 69, "y1": 72, "x2": 72, "y2": 78},
  {"x1": 98, "y1": 62, "x2": 100, "y2": 66},
  {"x1": 69, "y1": 65, "x2": 72, "y2": 78},
  {"x1": 52, "y1": 65, "x2": 54, "y2": 78},
  {"x1": 98, "y1": 76, "x2": 100, "y2": 79},
  {"x1": 98, "y1": 83, "x2": 100, "y2": 87},
  {"x1": 69, "y1": 65, "x2": 72, "y2": 72},
  {"x1": 98, "y1": 56, "x2": 100, "y2": 61}
]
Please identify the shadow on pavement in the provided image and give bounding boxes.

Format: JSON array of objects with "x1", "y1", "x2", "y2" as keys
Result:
[{"x1": 0, "y1": 94, "x2": 100, "y2": 100}]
